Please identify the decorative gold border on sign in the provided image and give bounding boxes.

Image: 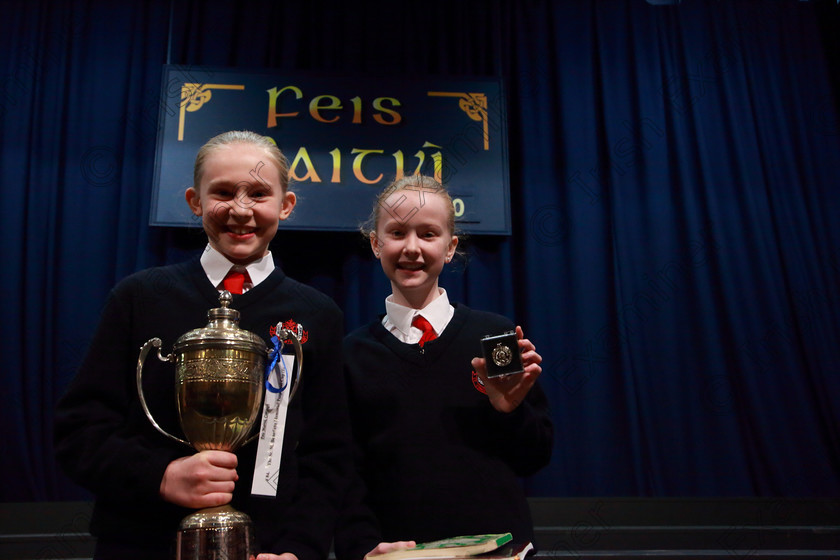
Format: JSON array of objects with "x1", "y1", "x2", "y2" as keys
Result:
[
  {"x1": 178, "y1": 84, "x2": 246, "y2": 141},
  {"x1": 427, "y1": 92, "x2": 489, "y2": 150}
]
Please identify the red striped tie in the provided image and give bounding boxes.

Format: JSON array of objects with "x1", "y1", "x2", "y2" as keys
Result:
[{"x1": 412, "y1": 314, "x2": 437, "y2": 348}]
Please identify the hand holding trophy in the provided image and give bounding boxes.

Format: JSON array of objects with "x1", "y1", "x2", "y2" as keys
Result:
[{"x1": 137, "y1": 291, "x2": 302, "y2": 559}]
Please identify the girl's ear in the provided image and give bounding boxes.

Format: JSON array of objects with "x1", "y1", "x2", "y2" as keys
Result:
[
  {"x1": 279, "y1": 190, "x2": 296, "y2": 221},
  {"x1": 446, "y1": 235, "x2": 459, "y2": 262},
  {"x1": 185, "y1": 187, "x2": 202, "y2": 216},
  {"x1": 370, "y1": 232, "x2": 382, "y2": 258}
]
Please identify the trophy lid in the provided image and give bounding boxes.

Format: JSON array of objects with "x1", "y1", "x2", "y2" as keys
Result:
[{"x1": 172, "y1": 291, "x2": 266, "y2": 354}]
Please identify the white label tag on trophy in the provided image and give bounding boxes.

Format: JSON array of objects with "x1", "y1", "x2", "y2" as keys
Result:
[{"x1": 251, "y1": 353, "x2": 294, "y2": 497}]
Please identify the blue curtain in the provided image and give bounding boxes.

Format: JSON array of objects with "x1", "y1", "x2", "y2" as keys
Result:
[{"x1": 1, "y1": 0, "x2": 838, "y2": 501}]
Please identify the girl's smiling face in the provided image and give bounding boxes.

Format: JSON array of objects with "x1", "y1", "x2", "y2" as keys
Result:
[
  {"x1": 186, "y1": 142, "x2": 295, "y2": 265},
  {"x1": 372, "y1": 187, "x2": 458, "y2": 309}
]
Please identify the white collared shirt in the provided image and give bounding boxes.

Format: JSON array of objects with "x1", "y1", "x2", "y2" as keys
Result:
[
  {"x1": 382, "y1": 288, "x2": 454, "y2": 344},
  {"x1": 200, "y1": 244, "x2": 275, "y2": 293}
]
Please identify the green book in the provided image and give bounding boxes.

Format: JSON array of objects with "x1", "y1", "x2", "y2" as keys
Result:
[{"x1": 368, "y1": 533, "x2": 513, "y2": 560}]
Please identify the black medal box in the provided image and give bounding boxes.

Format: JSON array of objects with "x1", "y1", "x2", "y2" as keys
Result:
[{"x1": 480, "y1": 331, "x2": 524, "y2": 378}]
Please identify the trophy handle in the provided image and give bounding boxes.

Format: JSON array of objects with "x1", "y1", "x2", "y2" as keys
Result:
[
  {"x1": 277, "y1": 328, "x2": 303, "y2": 401},
  {"x1": 243, "y1": 328, "x2": 303, "y2": 447},
  {"x1": 136, "y1": 337, "x2": 190, "y2": 447}
]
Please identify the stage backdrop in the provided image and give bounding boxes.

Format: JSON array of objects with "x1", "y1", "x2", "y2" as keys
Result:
[{"x1": 1, "y1": 0, "x2": 839, "y2": 502}]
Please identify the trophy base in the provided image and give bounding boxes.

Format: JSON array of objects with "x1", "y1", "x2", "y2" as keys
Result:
[{"x1": 175, "y1": 504, "x2": 256, "y2": 560}]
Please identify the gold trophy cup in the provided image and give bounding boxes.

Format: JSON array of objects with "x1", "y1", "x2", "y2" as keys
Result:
[{"x1": 136, "y1": 291, "x2": 302, "y2": 559}]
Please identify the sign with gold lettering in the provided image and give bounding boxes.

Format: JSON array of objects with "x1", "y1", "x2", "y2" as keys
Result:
[{"x1": 152, "y1": 65, "x2": 510, "y2": 234}]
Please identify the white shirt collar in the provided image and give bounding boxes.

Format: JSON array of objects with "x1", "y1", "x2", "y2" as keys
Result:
[
  {"x1": 200, "y1": 244, "x2": 275, "y2": 291},
  {"x1": 383, "y1": 288, "x2": 454, "y2": 343}
]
